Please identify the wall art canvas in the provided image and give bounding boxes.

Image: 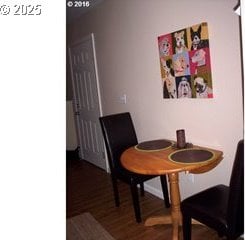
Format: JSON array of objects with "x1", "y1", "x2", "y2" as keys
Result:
[{"x1": 158, "y1": 22, "x2": 213, "y2": 99}]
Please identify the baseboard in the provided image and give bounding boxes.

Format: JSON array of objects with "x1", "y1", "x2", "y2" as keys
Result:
[
  {"x1": 144, "y1": 183, "x2": 164, "y2": 200},
  {"x1": 66, "y1": 147, "x2": 80, "y2": 160}
]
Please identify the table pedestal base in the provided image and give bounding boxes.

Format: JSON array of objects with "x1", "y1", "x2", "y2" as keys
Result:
[
  {"x1": 145, "y1": 215, "x2": 203, "y2": 226},
  {"x1": 145, "y1": 173, "x2": 202, "y2": 240},
  {"x1": 145, "y1": 215, "x2": 172, "y2": 226}
]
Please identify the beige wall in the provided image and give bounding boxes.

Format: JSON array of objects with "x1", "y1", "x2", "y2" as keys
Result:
[
  {"x1": 66, "y1": 101, "x2": 78, "y2": 150},
  {"x1": 67, "y1": 0, "x2": 243, "y2": 199}
]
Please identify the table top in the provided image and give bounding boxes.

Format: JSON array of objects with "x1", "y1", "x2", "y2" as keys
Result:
[{"x1": 121, "y1": 140, "x2": 223, "y2": 175}]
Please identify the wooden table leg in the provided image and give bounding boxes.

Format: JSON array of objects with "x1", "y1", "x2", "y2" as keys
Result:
[
  {"x1": 168, "y1": 172, "x2": 182, "y2": 240},
  {"x1": 144, "y1": 173, "x2": 182, "y2": 240}
]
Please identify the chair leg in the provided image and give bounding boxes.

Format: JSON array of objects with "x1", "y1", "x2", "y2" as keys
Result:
[
  {"x1": 182, "y1": 214, "x2": 192, "y2": 240},
  {"x1": 140, "y1": 182, "x2": 145, "y2": 196},
  {"x1": 130, "y1": 183, "x2": 141, "y2": 223},
  {"x1": 111, "y1": 176, "x2": 120, "y2": 207},
  {"x1": 160, "y1": 175, "x2": 170, "y2": 208}
]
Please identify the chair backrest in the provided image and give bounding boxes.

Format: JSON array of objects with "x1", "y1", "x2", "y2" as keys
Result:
[
  {"x1": 227, "y1": 139, "x2": 244, "y2": 237},
  {"x1": 99, "y1": 112, "x2": 138, "y2": 171}
]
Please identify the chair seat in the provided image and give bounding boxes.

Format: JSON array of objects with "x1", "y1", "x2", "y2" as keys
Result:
[{"x1": 181, "y1": 184, "x2": 229, "y2": 232}]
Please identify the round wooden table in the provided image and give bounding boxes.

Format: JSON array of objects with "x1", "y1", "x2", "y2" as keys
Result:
[{"x1": 120, "y1": 141, "x2": 223, "y2": 240}]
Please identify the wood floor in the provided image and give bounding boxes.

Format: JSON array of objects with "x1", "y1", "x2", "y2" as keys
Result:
[{"x1": 66, "y1": 158, "x2": 224, "y2": 240}]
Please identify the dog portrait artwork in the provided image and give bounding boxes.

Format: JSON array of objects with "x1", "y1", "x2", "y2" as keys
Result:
[
  {"x1": 173, "y1": 30, "x2": 188, "y2": 54},
  {"x1": 191, "y1": 49, "x2": 206, "y2": 66},
  {"x1": 157, "y1": 22, "x2": 213, "y2": 99},
  {"x1": 190, "y1": 24, "x2": 209, "y2": 50},
  {"x1": 161, "y1": 58, "x2": 177, "y2": 98},
  {"x1": 194, "y1": 76, "x2": 213, "y2": 98},
  {"x1": 189, "y1": 47, "x2": 211, "y2": 76},
  {"x1": 158, "y1": 34, "x2": 173, "y2": 57},
  {"x1": 177, "y1": 77, "x2": 192, "y2": 98},
  {"x1": 190, "y1": 48, "x2": 208, "y2": 75},
  {"x1": 173, "y1": 53, "x2": 190, "y2": 77},
  {"x1": 159, "y1": 37, "x2": 171, "y2": 56}
]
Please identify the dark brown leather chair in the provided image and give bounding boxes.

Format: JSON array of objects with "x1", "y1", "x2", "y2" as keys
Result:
[
  {"x1": 99, "y1": 112, "x2": 170, "y2": 223},
  {"x1": 181, "y1": 139, "x2": 244, "y2": 240}
]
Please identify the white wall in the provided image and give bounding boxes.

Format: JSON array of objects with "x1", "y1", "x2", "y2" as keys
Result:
[{"x1": 68, "y1": 0, "x2": 243, "y2": 199}]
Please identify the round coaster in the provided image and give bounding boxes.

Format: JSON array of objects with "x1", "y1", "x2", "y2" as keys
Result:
[
  {"x1": 135, "y1": 139, "x2": 173, "y2": 152},
  {"x1": 168, "y1": 148, "x2": 215, "y2": 164}
]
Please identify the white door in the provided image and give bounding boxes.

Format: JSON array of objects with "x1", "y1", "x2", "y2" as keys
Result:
[{"x1": 68, "y1": 33, "x2": 106, "y2": 170}]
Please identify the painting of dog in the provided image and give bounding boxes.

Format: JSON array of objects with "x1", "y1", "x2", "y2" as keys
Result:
[
  {"x1": 191, "y1": 49, "x2": 206, "y2": 66},
  {"x1": 159, "y1": 38, "x2": 171, "y2": 56},
  {"x1": 190, "y1": 24, "x2": 209, "y2": 50},
  {"x1": 163, "y1": 78, "x2": 177, "y2": 98},
  {"x1": 161, "y1": 58, "x2": 177, "y2": 98},
  {"x1": 158, "y1": 34, "x2": 173, "y2": 57},
  {"x1": 177, "y1": 77, "x2": 192, "y2": 98},
  {"x1": 194, "y1": 76, "x2": 213, "y2": 98},
  {"x1": 174, "y1": 30, "x2": 188, "y2": 54},
  {"x1": 173, "y1": 53, "x2": 190, "y2": 77}
]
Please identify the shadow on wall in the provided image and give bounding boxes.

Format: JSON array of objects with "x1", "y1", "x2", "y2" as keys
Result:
[{"x1": 66, "y1": 100, "x2": 77, "y2": 150}]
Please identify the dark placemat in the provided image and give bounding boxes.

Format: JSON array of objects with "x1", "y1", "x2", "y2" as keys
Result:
[
  {"x1": 135, "y1": 139, "x2": 173, "y2": 151},
  {"x1": 168, "y1": 148, "x2": 214, "y2": 164}
]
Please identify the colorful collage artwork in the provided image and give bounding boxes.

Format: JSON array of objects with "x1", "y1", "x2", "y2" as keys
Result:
[{"x1": 158, "y1": 22, "x2": 213, "y2": 99}]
